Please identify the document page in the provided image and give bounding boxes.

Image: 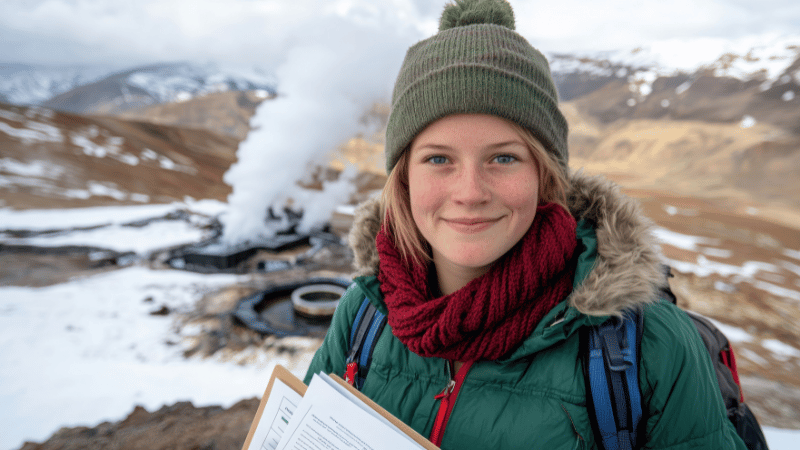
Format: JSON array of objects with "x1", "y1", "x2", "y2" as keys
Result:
[
  {"x1": 246, "y1": 377, "x2": 302, "y2": 450},
  {"x1": 275, "y1": 373, "x2": 424, "y2": 450}
]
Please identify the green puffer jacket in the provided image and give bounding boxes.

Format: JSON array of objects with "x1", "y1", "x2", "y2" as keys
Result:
[{"x1": 304, "y1": 172, "x2": 747, "y2": 450}]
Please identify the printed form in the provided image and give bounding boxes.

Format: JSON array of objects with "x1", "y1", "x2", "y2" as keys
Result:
[
  {"x1": 246, "y1": 378, "x2": 303, "y2": 450},
  {"x1": 275, "y1": 373, "x2": 424, "y2": 450}
]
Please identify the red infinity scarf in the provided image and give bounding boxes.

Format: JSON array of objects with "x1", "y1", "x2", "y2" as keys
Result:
[{"x1": 377, "y1": 203, "x2": 577, "y2": 362}]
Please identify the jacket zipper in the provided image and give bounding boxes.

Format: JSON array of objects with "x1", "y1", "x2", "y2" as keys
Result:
[{"x1": 429, "y1": 360, "x2": 474, "y2": 447}]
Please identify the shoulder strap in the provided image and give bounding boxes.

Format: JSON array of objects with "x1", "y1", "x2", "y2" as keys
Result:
[
  {"x1": 344, "y1": 297, "x2": 387, "y2": 390},
  {"x1": 583, "y1": 309, "x2": 644, "y2": 450}
]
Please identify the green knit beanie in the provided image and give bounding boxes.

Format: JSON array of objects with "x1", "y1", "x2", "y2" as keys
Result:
[{"x1": 385, "y1": 0, "x2": 568, "y2": 173}]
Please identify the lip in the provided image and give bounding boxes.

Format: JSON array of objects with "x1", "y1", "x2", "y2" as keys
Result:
[{"x1": 443, "y1": 217, "x2": 500, "y2": 233}]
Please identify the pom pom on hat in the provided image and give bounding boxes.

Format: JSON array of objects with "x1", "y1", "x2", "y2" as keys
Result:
[{"x1": 439, "y1": 0, "x2": 516, "y2": 31}]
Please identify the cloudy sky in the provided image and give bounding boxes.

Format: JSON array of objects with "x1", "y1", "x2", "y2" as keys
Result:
[{"x1": 2, "y1": 0, "x2": 799, "y2": 69}]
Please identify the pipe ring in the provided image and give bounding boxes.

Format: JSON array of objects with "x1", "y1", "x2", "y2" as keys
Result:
[{"x1": 291, "y1": 284, "x2": 345, "y2": 317}]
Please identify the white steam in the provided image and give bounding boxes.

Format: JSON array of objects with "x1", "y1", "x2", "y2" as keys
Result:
[{"x1": 220, "y1": 14, "x2": 414, "y2": 244}]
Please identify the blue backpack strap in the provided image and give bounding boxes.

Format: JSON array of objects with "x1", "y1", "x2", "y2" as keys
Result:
[
  {"x1": 584, "y1": 308, "x2": 644, "y2": 450},
  {"x1": 344, "y1": 297, "x2": 387, "y2": 390}
]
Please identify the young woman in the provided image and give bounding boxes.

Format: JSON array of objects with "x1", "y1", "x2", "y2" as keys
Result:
[{"x1": 305, "y1": 1, "x2": 747, "y2": 448}]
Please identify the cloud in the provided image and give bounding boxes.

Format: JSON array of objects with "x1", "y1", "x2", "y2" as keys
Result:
[
  {"x1": 514, "y1": 0, "x2": 800, "y2": 52},
  {"x1": 2, "y1": 0, "x2": 799, "y2": 67},
  {"x1": 0, "y1": 0, "x2": 430, "y2": 66}
]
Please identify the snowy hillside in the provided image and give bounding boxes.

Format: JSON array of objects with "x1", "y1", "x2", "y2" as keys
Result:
[
  {"x1": 549, "y1": 34, "x2": 800, "y2": 82},
  {"x1": 0, "y1": 62, "x2": 276, "y2": 113},
  {"x1": 3, "y1": 35, "x2": 799, "y2": 112},
  {"x1": 0, "y1": 63, "x2": 113, "y2": 105}
]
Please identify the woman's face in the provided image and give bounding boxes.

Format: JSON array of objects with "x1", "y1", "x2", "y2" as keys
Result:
[{"x1": 408, "y1": 114, "x2": 540, "y2": 280}]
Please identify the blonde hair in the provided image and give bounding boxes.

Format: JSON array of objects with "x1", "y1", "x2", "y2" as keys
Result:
[{"x1": 380, "y1": 121, "x2": 570, "y2": 267}]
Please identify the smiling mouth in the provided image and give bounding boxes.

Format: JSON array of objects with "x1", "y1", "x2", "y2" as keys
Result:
[{"x1": 444, "y1": 218, "x2": 500, "y2": 233}]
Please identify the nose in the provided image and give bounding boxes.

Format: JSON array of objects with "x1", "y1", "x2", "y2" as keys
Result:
[{"x1": 452, "y1": 163, "x2": 490, "y2": 205}]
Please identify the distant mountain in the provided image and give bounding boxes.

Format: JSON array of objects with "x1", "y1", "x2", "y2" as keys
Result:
[
  {"x1": 2, "y1": 36, "x2": 799, "y2": 212},
  {"x1": 553, "y1": 38, "x2": 800, "y2": 211},
  {"x1": 549, "y1": 36, "x2": 800, "y2": 98},
  {"x1": 0, "y1": 62, "x2": 276, "y2": 115},
  {"x1": 0, "y1": 63, "x2": 115, "y2": 106}
]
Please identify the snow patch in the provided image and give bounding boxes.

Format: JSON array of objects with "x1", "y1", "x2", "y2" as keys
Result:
[
  {"x1": 783, "y1": 248, "x2": 800, "y2": 262},
  {"x1": 703, "y1": 247, "x2": 733, "y2": 258},
  {"x1": 0, "y1": 109, "x2": 26, "y2": 122},
  {"x1": 0, "y1": 202, "x2": 223, "y2": 231},
  {"x1": 0, "y1": 158, "x2": 64, "y2": 178},
  {"x1": 8, "y1": 220, "x2": 207, "y2": 254},
  {"x1": 782, "y1": 90, "x2": 795, "y2": 101},
  {"x1": 706, "y1": 317, "x2": 753, "y2": 343},
  {"x1": 762, "y1": 339, "x2": 800, "y2": 360},
  {"x1": 70, "y1": 132, "x2": 124, "y2": 158},
  {"x1": 675, "y1": 81, "x2": 691, "y2": 95},
  {"x1": 740, "y1": 115, "x2": 757, "y2": 128},
  {"x1": 653, "y1": 227, "x2": 720, "y2": 251},
  {"x1": 0, "y1": 121, "x2": 64, "y2": 144}
]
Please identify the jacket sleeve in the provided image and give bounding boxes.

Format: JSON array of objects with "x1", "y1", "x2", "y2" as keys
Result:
[
  {"x1": 302, "y1": 283, "x2": 365, "y2": 385},
  {"x1": 638, "y1": 300, "x2": 748, "y2": 450}
]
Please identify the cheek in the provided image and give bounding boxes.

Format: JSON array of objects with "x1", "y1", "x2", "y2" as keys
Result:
[
  {"x1": 408, "y1": 168, "x2": 439, "y2": 218},
  {"x1": 501, "y1": 177, "x2": 539, "y2": 211},
  {"x1": 409, "y1": 178, "x2": 436, "y2": 226}
]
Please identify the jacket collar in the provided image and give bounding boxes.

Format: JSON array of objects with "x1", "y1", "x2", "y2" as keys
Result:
[{"x1": 347, "y1": 170, "x2": 666, "y2": 318}]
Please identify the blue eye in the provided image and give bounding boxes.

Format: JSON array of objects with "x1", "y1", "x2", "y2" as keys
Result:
[
  {"x1": 494, "y1": 154, "x2": 517, "y2": 164},
  {"x1": 427, "y1": 155, "x2": 448, "y2": 164}
]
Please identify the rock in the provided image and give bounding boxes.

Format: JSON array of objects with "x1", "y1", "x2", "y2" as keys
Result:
[{"x1": 18, "y1": 399, "x2": 260, "y2": 450}]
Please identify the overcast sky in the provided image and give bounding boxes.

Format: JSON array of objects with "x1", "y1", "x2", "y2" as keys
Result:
[{"x1": 2, "y1": 0, "x2": 799, "y2": 69}]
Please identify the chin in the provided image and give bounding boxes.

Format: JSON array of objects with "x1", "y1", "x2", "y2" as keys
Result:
[{"x1": 445, "y1": 251, "x2": 500, "y2": 271}]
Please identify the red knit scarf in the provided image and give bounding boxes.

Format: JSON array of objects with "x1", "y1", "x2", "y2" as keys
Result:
[{"x1": 377, "y1": 203, "x2": 578, "y2": 362}]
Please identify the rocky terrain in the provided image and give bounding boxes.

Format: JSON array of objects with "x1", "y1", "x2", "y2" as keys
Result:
[{"x1": 3, "y1": 44, "x2": 800, "y2": 449}]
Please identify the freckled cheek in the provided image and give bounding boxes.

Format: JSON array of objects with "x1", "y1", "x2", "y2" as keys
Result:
[
  {"x1": 409, "y1": 183, "x2": 442, "y2": 222},
  {"x1": 498, "y1": 180, "x2": 539, "y2": 212}
]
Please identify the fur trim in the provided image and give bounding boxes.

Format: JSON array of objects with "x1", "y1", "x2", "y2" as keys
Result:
[
  {"x1": 348, "y1": 194, "x2": 382, "y2": 278},
  {"x1": 566, "y1": 170, "x2": 665, "y2": 316},
  {"x1": 347, "y1": 171, "x2": 666, "y2": 316}
]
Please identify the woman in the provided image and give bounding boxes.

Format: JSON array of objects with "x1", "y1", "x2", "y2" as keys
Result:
[{"x1": 304, "y1": 0, "x2": 747, "y2": 448}]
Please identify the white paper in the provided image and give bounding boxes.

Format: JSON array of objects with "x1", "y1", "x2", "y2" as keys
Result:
[
  {"x1": 275, "y1": 373, "x2": 424, "y2": 450},
  {"x1": 247, "y1": 377, "x2": 304, "y2": 450}
]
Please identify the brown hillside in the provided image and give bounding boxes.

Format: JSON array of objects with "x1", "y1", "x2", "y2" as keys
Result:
[
  {"x1": 0, "y1": 102, "x2": 238, "y2": 210},
  {"x1": 115, "y1": 91, "x2": 270, "y2": 141}
]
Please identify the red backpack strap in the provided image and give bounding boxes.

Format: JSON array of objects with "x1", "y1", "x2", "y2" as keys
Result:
[{"x1": 720, "y1": 343, "x2": 744, "y2": 403}]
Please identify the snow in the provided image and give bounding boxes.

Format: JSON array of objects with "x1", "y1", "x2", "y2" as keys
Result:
[
  {"x1": 784, "y1": 248, "x2": 800, "y2": 262},
  {"x1": 7, "y1": 220, "x2": 207, "y2": 254},
  {"x1": 763, "y1": 428, "x2": 800, "y2": 449},
  {"x1": 548, "y1": 35, "x2": 800, "y2": 89},
  {"x1": 675, "y1": 81, "x2": 691, "y2": 95},
  {"x1": 0, "y1": 203, "x2": 797, "y2": 450},
  {"x1": 0, "y1": 63, "x2": 276, "y2": 107},
  {"x1": 0, "y1": 201, "x2": 222, "y2": 231},
  {"x1": 0, "y1": 120, "x2": 64, "y2": 144},
  {"x1": 652, "y1": 227, "x2": 719, "y2": 251},
  {"x1": 0, "y1": 202, "x2": 318, "y2": 450},
  {"x1": 706, "y1": 317, "x2": 753, "y2": 343},
  {"x1": 740, "y1": 115, "x2": 757, "y2": 128},
  {"x1": 0, "y1": 266, "x2": 313, "y2": 450},
  {"x1": 0, "y1": 158, "x2": 64, "y2": 178},
  {"x1": 762, "y1": 339, "x2": 800, "y2": 360}
]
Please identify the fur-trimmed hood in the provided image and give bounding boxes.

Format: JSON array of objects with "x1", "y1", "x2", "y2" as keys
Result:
[{"x1": 347, "y1": 170, "x2": 666, "y2": 317}]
